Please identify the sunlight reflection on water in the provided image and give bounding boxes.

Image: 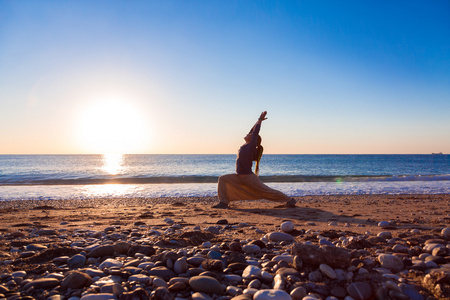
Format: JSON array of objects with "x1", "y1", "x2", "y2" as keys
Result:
[{"x1": 102, "y1": 154, "x2": 124, "y2": 175}]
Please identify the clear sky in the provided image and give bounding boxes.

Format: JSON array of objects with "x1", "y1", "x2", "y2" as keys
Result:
[{"x1": 1, "y1": 0, "x2": 449, "y2": 154}]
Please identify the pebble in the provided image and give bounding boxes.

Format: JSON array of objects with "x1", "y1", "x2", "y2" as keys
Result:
[
  {"x1": 79, "y1": 293, "x2": 116, "y2": 300},
  {"x1": 68, "y1": 254, "x2": 86, "y2": 268},
  {"x1": 280, "y1": 221, "x2": 294, "y2": 233},
  {"x1": 254, "y1": 289, "x2": 291, "y2": 300},
  {"x1": 320, "y1": 263, "x2": 337, "y2": 279},
  {"x1": 189, "y1": 276, "x2": 224, "y2": 294},
  {"x1": 347, "y1": 282, "x2": 372, "y2": 300},
  {"x1": 290, "y1": 286, "x2": 307, "y2": 299},
  {"x1": 242, "y1": 265, "x2": 262, "y2": 279},
  {"x1": 243, "y1": 244, "x2": 260, "y2": 254},
  {"x1": 266, "y1": 232, "x2": 294, "y2": 242},
  {"x1": 378, "y1": 254, "x2": 404, "y2": 272},
  {"x1": 378, "y1": 221, "x2": 390, "y2": 228},
  {"x1": 2, "y1": 207, "x2": 449, "y2": 300}
]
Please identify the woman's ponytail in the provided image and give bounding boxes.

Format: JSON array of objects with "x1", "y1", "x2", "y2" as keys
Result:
[{"x1": 254, "y1": 135, "x2": 263, "y2": 176}]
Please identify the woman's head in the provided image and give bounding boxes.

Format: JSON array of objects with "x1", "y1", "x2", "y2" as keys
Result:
[{"x1": 244, "y1": 134, "x2": 262, "y2": 145}]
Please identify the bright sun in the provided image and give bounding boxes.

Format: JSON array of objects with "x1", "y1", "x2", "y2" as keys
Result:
[{"x1": 76, "y1": 98, "x2": 149, "y2": 154}]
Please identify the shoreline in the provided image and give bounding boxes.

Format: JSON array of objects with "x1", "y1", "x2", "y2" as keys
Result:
[{"x1": 1, "y1": 194, "x2": 450, "y2": 299}]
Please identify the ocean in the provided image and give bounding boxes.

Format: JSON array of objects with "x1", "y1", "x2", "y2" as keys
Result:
[{"x1": 0, "y1": 154, "x2": 449, "y2": 200}]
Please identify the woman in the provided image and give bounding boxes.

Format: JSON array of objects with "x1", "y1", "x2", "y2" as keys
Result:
[{"x1": 213, "y1": 111, "x2": 297, "y2": 209}]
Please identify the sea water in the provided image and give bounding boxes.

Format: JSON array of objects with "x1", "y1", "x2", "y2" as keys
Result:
[{"x1": 0, "y1": 154, "x2": 449, "y2": 200}]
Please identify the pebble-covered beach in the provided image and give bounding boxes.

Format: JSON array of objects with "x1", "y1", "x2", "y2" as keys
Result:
[{"x1": 0, "y1": 194, "x2": 449, "y2": 300}]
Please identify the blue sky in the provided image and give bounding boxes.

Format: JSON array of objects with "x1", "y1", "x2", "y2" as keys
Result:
[{"x1": 1, "y1": 0, "x2": 449, "y2": 154}]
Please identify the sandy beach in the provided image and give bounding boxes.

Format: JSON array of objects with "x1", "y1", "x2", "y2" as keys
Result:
[
  {"x1": 1, "y1": 194, "x2": 450, "y2": 299},
  {"x1": 1, "y1": 194, "x2": 448, "y2": 235}
]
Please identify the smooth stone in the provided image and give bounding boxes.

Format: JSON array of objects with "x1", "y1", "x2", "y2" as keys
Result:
[
  {"x1": 201, "y1": 241, "x2": 213, "y2": 247},
  {"x1": 68, "y1": 254, "x2": 86, "y2": 268},
  {"x1": 113, "y1": 241, "x2": 131, "y2": 255},
  {"x1": 153, "y1": 277, "x2": 168, "y2": 288},
  {"x1": 207, "y1": 250, "x2": 223, "y2": 260},
  {"x1": 201, "y1": 259, "x2": 224, "y2": 272},
  {"x1": 192, "y1": 292, "x2": 214, "y2": 300},
  {"x1": 330, "y1": 286, "x2": 347, "y2": 298},
  {"x1": 20, "y1": 251, "x2": 35, "y2": 258},
  {"x1": 308, "y1": 269, "x2": 323, "y2": 282},
  {"x1": 271, "y1": 274, "x2": 282, "y2": 290},
  {"x1": 280, "y1": 221, "x2": 295, "y2": 233},
  {"x1": 168, "y1": 277, "x2": 189, "y2": 286},
  {"x1": 11, "y1": 271, "x2": 27, "y2": 278},
  {"x1": 99, "y1": 258, "x2": 123, "y2": 269},
  {"x1": 399, "y1": 283, "x2": 424, "y2": 300},
  {"x1": 320, "y1": 263, "x2": 337, "y2": 279},
  {"x1": 242, "y1": 265, "x2": 261, "y2": 279},
  {"x1": 392, "y1": 244, "x2": 409, "y2": 253},
  {"x1": 290, "y1": 286, "x2": 307, "y2": 300},
  {"x1": 267, "y1": 232, "x2": 294, "y2": 242},
  {"x1": 61, "y1": 271, "x2": 93, "y2": 290},
  {"x1": 79, "y1": 294, "x2": 116, "y2": 300},
  {"x1": 378, "y1": 254, "x2": 404, "y2": 272},
  {"x1": 84, "y1": 268, "x2": 105, "y2": 278},
  {"x1": 148, "y1": 266, "x2": 176, "y2": 280},
  {"x1": 45, "y1": 273, "x2": 64, "y2": 280},
  {"x1": 272, "y1": 255, "x2": 293, "y2": 264},
  {"x1": 254, "y1": 289, "x2": 291, "y2": 300},
  {"x1": 122, "y1": 288, "x2": 149, "y2": 299},
  {"x1": 423, "y1": 243, "x2": 445, "y2": 252},
  {"x1": 53, "y1": 256, "x2": 69, "y2": 264},
  {"x1": 347, "y1": 282, "x2": 372, "y2": 300},
  {"x1": 243, "y1": 244, "x2": 260, "y2": 254},
  {"x1": 187, "y1": 256, "x2": 206, "y2": 266},
  {"x1": 26, "y1": 244, "x2": 48, "y2": 251},
  {"x1": 174, "y1": 257, "x2": 188, "y2": 274},
  {"x1": 100, "y1": 283, "x2": 125, "y2": 295},
  {"x1": 168, "y1": 281, "x2": 186, "y2": 292},
  {"x1": 261, "y1": 270, "x2": 274, "y2": 282},
  {"x1": 226, "y1": 286, "x2": 242, "y2": 296},
  {"x1": 319, "y1": 238, "x2": 334, "y2": 246},
  {"x1": 378, "y1": 221, "x2": 390, "y2": 228},
  {"x1": 229, "y1": 242, "x2": 243, "y2": 252},
  {"x1": 275, "y1": 267, "x2": 301, "y2": 278},
  {"x1": 23, "y1": 278, "x2": 60, "y2": 290},
  {"x1": 206, "y1": 226, "x2": 220, "y2": 234},
  {"x1": 441, "y1": 227, "x2": 450, "y2": 238},
  {"x1": 128, "y1": 274, "x2": 151, "y2": 284},
  {"x1": 377, "y1": 231, "x2": 392, "y2": 239},
  {"x1": 232, "y1": 294, "x2": 252, "y2": 300},
  {"x1": 247, "y1": 279, "x2": 261, "y2": 289},
  {"x1": 87, "y1": 245, "x2": 115, "y2": 258},
  {"x1": 224, "y1": 274, "x2": 243, "y2": 284},
  {"x1": 189, "y1": 276, "x2": 224, "y2": 295}
]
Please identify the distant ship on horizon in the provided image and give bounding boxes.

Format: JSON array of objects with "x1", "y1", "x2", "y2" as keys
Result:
[{"x1": 432, "y1": 152, "x2": 444, "y2": 155}]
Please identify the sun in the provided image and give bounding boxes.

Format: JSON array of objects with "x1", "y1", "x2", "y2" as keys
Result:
[{"x1": 76, "y1": 98, "x2": 150, "y2": 154}]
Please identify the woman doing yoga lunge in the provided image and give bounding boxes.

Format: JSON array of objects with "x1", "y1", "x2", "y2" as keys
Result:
[{"x1": 212, "y1": 111, "x2": 297, "y2": 209}]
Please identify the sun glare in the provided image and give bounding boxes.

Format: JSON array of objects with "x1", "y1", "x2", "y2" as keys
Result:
[
  {"x1": 102, "y1": 153, "x2": 124, "y2": 175},
  {"x1": 76, "y1": 98, "x2": 149, "y2": 154}
]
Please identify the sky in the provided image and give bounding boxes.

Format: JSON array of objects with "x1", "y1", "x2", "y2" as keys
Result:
[{"x1": 0, "y1": 0, "x2": 449, "y2": 155}]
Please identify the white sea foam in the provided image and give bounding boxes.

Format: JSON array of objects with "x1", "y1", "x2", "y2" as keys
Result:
[{"x1": 1, "y1": 181, "x2": 449, "y2": 201}]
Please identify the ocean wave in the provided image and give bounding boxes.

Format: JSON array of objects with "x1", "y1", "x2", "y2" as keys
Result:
[{"x1": 1, "y1": 174, "x2": 450, "y2": 186}]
